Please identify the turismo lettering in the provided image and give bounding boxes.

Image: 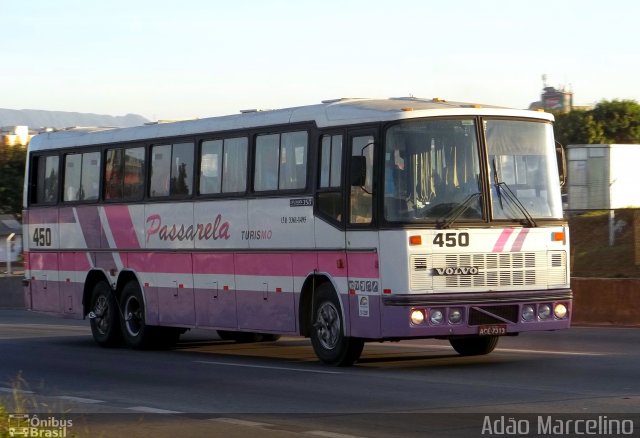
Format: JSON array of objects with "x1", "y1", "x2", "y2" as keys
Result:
[{"x1": 241, "y1": 230, "x2": 272, "y2": 240}]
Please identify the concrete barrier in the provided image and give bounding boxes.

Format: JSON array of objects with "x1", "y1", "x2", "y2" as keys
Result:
[
  {"x1": 0, "y1": 276, "x2": 25, "y2": 309},
  {"x1": 571, "y1": 277, "x2": 640, "y2": 327}
]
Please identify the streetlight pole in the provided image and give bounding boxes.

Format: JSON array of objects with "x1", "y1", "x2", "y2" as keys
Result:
[{"x1": 6, "y1": 232, "x2": 16, "y2": 275}]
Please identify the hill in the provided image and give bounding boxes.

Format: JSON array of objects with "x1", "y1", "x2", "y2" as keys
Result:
[{"x1": 0, "y1": 108, "x2": 149, "y2": 129}]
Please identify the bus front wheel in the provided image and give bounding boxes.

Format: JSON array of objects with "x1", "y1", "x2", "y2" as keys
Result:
[
  {"x1": 310, "y1": 283, "x2": 364, "y2": 366},
  {"x1": 449, "y1": 336, "x2": 499, "y2": 356},
  {"x1": 89, "y1": 281, "x2": 123, "y2": 347}
]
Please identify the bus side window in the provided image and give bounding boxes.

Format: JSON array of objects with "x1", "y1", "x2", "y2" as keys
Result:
[
  {"x1": 349, "y1": 136, "x2": 374, "y2": 224},
  {"x1": 150, "y1": 142, "x2": 194, "y2": 197},
  {"x1": 34, "y1": 155, "x2": 59, "y2": 204},
  {"x1": 317, "y1": 134, "x2": 343, "y2": 222}
]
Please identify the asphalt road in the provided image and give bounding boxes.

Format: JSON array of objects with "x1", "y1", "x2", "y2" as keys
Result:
[{"x1": 1, "y1": 309, "x2": 639, "y2": 437}]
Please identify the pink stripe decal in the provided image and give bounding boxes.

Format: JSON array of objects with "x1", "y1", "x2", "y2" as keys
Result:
[
  {"x1": 59, "y1": 252, "x2": 92, "y2": 271},
  {"x1": 492, "y1": 228, "x2": 514, "y2": 252},
  {"x1": 346, "y1": 253, "x2": 379, "y2": 278},
  {"x1": 26, "y1": 208, "x2": 60, "y2": 224},
  {"x1": 128, "y1": 252, "x2": 192, "y2": 274},
  {"x1": 30, "y1": 252, "x2": 58, "y2": 270},
  {"x1": 235, "y1": 253, "x2": 292, "y2": 277},
  {"x1": 510, "y1": 228, "x2": 530, "y2": 252},
  {"x1": 104, "y1": 206, "x2": 140, "y2": 249},
  {"x1": 193, "y1": 253, "x2": 235, "y2": 275},
  {"x1": 30, "y1": 250, "x2": 378, "y2": 279}
]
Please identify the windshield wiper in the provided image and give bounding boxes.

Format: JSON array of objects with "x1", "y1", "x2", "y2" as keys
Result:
[
  {"x1": 492, "y1": 158, "x2": 537, "y2": 228},
  {"x1": 437, "y1": 192, "x2": 482, "y2": 229}
]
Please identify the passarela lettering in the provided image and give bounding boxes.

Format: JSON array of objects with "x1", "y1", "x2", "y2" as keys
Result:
[{"x1": 146, "y1": 214, "x2": 230, "y2": 242}]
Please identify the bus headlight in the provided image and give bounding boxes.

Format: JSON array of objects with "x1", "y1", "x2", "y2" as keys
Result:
[
  {"x1": 410, "y1": 309, "x2": 425, "y2": 325},
  {"x1": 429, "y1": 309, "x2": 444, "y2": 325},
  {"x1": 522, "y1": 305, "x2": 535, "y2": 322},
  {"x1": 538, "y1": 304, "x2": 552, "y2": 320},
  {"x1": 554, "y1": 303, "x2": 568, "y2": 319},
  {"x1": 448, "y1": 308, "x2": 463, "y2": 324}
]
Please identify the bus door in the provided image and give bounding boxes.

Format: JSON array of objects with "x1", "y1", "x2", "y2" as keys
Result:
[{"x1": 345, "y1": 131, "x2": 381, "y2": 338}]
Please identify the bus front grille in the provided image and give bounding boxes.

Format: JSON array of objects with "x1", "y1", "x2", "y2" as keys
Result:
[{"x1": 409, "y1": 251, "x2": 567, "y2": 291}]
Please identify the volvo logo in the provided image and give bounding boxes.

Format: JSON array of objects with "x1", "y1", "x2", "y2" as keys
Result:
[{"x1": 432, "y1": 266, "x2": 480, "y2": 276}]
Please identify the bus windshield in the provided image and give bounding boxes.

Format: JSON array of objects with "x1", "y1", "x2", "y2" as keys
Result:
[
  {"x1": 486, "y1": 120, "x2": 562, "y2": 220},
  {"x1": 384, "y1": 118, "x2": 563, "y2": 223},
  {"x1": 384, "y1": 119, "x2": 483, "y2": 223}
]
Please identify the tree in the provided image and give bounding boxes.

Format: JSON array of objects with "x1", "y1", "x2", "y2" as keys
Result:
[
  {"x1": 554, "y1": 99, "x2": 640, "y2": 145},
  {"x1": 553, "y1": 110, "x2": 601, "y2": 145},
  {"x1": 0, "y1": 146, "x2": 26, "y2": 218},
  {"x1": 591, "y1": 99, "x2": 640, "y2": 144}
]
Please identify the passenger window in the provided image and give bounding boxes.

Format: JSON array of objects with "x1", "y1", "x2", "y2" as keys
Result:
[
  {"x1": 35, "y1": 155, "x2": 59, "y2": 204},
  {"x1": 105, "y1": 147, "x2": 145, "y2": 200},
  {"x1": 254, "y1": 131, "x2": 308, "y2": 192},
  {"x1": 64, "y1": 152, "x2": 100, "y2": 202},
  {"x1": 200, "y1": 137, "x2": 248, "y2": 195},
  {"x1": 150, "y1": 142, "x2": 194, "y2": 197}
]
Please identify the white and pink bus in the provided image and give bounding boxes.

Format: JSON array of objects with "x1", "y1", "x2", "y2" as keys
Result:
[{"x1": 22, "y1": 97, "x2": 571, "y2": 366}]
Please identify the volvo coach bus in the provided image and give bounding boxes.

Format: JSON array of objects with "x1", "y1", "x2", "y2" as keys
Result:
[{"x1": 22, "y1": 97, "x2": 571, "y2": 366}]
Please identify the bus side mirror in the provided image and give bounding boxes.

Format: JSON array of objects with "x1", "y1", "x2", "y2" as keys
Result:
[
  {"x1": 350, "y1": 156, "x2": 367, "y2": 187},
  {"x1": 555, "y1": 141, "x2": 567, "y2": 187}
]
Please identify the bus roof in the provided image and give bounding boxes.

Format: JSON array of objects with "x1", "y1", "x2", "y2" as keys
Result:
[{"x1": 27, "y1": 97, "x2": 554, "y2": 152}]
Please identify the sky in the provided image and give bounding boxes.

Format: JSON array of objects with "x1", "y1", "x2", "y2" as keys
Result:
[{"x1": 1, "y1": 0, "x2": 639, "y2": 122}]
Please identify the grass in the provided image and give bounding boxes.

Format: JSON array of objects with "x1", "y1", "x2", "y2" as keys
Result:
[{"x1": 569, "y1": 209, "x2": 640, "y2": 278}]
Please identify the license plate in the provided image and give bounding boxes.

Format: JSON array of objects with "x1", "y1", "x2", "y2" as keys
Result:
[{"x1": 478, "y1": 325, "x2": 507, "y2": 336}]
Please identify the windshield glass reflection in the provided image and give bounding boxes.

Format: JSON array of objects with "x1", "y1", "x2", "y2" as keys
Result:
[{"x1": 384, "y1": 119, "x2": 483, "y2": 222}]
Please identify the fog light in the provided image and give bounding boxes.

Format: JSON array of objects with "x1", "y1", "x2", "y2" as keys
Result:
[
  {"x1": 522, "y1": 305, "x2": 535, "y2": 321},
  {"x1": 448, "y1": 308, "x2": 463, "y2": 324},
  {"x1": 554, "y1": 303, "x2": 568, "y2": 319},
  {"x1": 410, "y1": 309, "x2": 425, "y2": 325},
  {"x1": 538, "y1": 304, "x2": 552, "y2": 320},
  {"x1": 429, "y1": 309, "x2": 444, "y2": 325}
]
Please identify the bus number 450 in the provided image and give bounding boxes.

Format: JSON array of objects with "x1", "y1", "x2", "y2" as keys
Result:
[
  {"x1": 433, "y1": 232, "x2": 469, "y2": 247},
  {"x1": 32, "y1": 227, "x2": 52, "y2": 247}
]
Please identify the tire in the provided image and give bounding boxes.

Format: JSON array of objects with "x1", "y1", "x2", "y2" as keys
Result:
[
  {"x1": 120, "y1": 281, "x2": 179, "y2": 350},
  {"x1": 89, "y1": 281, "x2": 123, "y2": 347},
  {"x1": 449, "y1": 336, "x2": 499, "y2": 356},
  {"x1": 310, "y1": 283, "x2": 364, "y2": 366}
]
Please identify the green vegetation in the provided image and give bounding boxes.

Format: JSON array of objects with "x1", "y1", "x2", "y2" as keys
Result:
[
  {"x1": 554, "y1": 99, "x2": 640, "y2": 145},
  {"x1": 0, "y1": 145, "x2": 26, "y2": 219},
  {"x1": 569, "y1": 210, "x2": 640, "y2": 278}
]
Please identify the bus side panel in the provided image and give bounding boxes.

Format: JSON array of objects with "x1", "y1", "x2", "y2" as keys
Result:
[
  {"x1": 154, "y1": 253, "x2": 195, "y2": 326},
  {"x1": 58, "y1": 251, "x2": 89, "y2": 318},
  {"x1": 193, "y1": 253, "x2": 237, "y2": 329},
  {"x1": 235, "y1": 253, "x2": 295, "y2": 333},
  {"x1": 29, "y1": 252, "x2": 60, "y2": 313},
  {"x1": 346, "y1": 252, "x2": 381, "y2": 339}
]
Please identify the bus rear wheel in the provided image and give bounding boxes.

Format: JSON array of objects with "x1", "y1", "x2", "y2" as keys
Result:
[
  {"x1": 89, "y1": 281, "x2": 123, "y2": 347},
  {"x1": 120, "y1": 281, "x2": 180, "y2": 350},
  {"x1": 449, "y1": 336, "x2": 499, "y2": 356},
  {"x1": 310, "y1": 283, "x2": 364, "y2": 366}
]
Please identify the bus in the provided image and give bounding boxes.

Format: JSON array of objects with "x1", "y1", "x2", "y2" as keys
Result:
[{"x1": 22, "y1": 97, "x2": 571, "y2": 366}]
